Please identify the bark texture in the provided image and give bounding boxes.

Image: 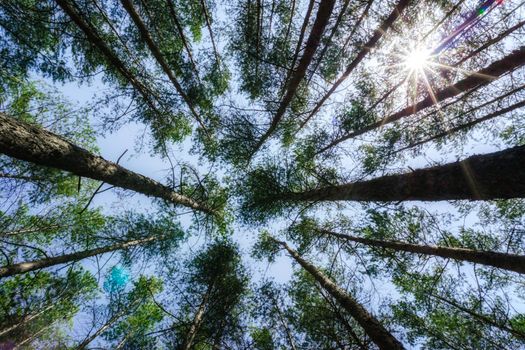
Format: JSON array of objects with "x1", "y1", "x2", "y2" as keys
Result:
[
  {"x1": 273, "y1": 238, "x2": 405, "y2": 350},
  {"x1": 287, "y1": 145, "x2": 525, "y2": 202},
  {"x1": 0, "y1": 113, "x2": 213, "y2": 214},
  {"x1": 321, "y1": 229, "x2": 525, "y2": 274}
]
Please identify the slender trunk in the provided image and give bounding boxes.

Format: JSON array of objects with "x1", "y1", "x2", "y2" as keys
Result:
[
  {"x1": 54, "y1": 0, "x2": 159, "y2": 114},
  {"x1": 114, "y1": 332, "x2": 133, "y2": 350},
  {"x1": 0, "y1": 113, "x2": 213, "y2": 215},
  {"x1": 299, "y1": 0, "x2": 411, "y2": 131},
  {"x1": 318, "y1": 46, "x2": 525, "y2": 154},
  {"x1": 76, "y1": 306, "x2": 133, "y2": 350},
  {"x1": 285, "y1": 145, "x2": 525, "y2": 202},
  {"x1": 180, "y1": 285, "x2": 213, "y2": 350},
  {"x1": 283, "y1": 0, "x2": 296, "y2": 46},
  {"x1": 269, "y1": 295, "x2": 297, "y2": 350},
  {"x1": 166, "y1": 0, "x2": 199, "y2": 75},
  {"x1": 455, "y1": 20, "x2": 525, "y2": 66},
  {"x1": 341, "y1": 0, "x2": 374, "y2": 53},
  {"x1": 271, "y1": 237, "x2": 405, "y2": 350},
  {"x1": 251, "y1": 0, "x2": 336, "y2": 156},
  {"x1": 119, "y1": 0, "x2": 207, "y2": 131},
  {"x1": 428, "y1": 293, "x2": 525, "y2": 339},
  {"x1": 317, "y1": 287, "x2": 367, "y2": 350},
  {"x1": 362, "y1": 16, "x2": 523, "y2": 123},
  {"x1": 320, "y1": 228, "x2": 525, "y2": 274},
  {"x1": 0, "y1": 303, "x2": 55, "y2": 337},
  {"x1": 13, "y1": 322, "x2": 55, "y2": 349},
  {"x1": 1, "y1": 224, "x2": 62, "y2": 237},
  {"x1": 0, "y1": 235, "x2": 161, "y2": 278},
  {"x1": 255, "y1": 0, "x2": 262, "y2": 77},
  {"x1": 200, "y1": 0, "x2": 221, "y2": 64},
  {"x1": 307, "y1": 0, "x2": 351, "y2": 83},
  {"x1": 394, "y1": 98, "x2": 525, "y2": 155},
  {"x1": 283, "y1": 0, "x2": 315, "y2": 89}
]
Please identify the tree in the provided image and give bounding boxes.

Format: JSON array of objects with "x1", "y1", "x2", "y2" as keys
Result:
[
  {"x1": 1, "y1": 0, "x2": 525, "y2": 348},
  {"x1": 263, "y1": 234, "x2": 405, "y2": 350},
  {"x1": 0, "y1": 212, "x2": 184, "y2": 278},
  {"x1": 0, "y1": 112, "x2": 216, "y2": 215},
  {"x1": 0, "y1": 268, "x2": 97, "y2": 346},
  {"x1": 167, "y1": 240, "x2": 248, "y2": 349}
]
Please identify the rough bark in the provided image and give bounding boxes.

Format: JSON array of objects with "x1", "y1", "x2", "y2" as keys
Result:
[
  {"x1": 272, "y1": 237, "x2": 405, "y2": 350},
  {"x1": 120, "y1": 0, "x2": 207, "y2": 131},
  {"x1": 318, "y1": 46, "x2": 525, "y2": 154},
  {"x1": 0, "y1": 114, "x2": 214, "y2": 214},
  {"x1": 285, "y1": 145, "x2": 525, "y2": 202},
  {"x1": 320, "y1": 229, "x2": 525, "y2": 274},
  {"x1": 251, "y1": 0, "x2": 336, "y2": 157},
  {"x1": 0, "y1": 234, "x2": 162, "y2": 278},
  {"x1": 299, "y1": 0, "x2": 411, "y2": 130}
]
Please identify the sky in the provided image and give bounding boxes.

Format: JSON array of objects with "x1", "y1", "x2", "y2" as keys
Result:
[{"x1": 6, "y1": 0, "x2": 524, "y2": 346}]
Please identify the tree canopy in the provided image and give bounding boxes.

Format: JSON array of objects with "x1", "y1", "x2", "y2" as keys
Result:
[{"x1": 0, "y1": 0, "x2": 524, "y2": 348}]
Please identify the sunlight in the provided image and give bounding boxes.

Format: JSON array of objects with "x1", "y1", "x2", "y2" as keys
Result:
[{"x1": 404, "y1": 47, "x2": 431, "y2": 71}]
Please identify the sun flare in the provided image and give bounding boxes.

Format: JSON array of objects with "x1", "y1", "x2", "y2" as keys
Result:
[{"x1": 404, "y1": 47, "x2": 431, "y2": 71}]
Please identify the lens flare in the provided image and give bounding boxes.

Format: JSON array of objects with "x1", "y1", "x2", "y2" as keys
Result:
[{"x1": 404, "y1": 47, "x2": 431, "y2": 71}]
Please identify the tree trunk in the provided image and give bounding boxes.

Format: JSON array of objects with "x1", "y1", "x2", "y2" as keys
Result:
[
  {"x1": 284, "y1": 145, "x2": 525, "y2": 202},
  {"x1": 200, "y1": 0, "x2": 221, "y2": 64},
  {"x1": 269, "y1": 294, "x2": 298, "y2": 350},
  {"x1": 0, "y1": 113, "x2": 214, "y2": 215},
  {"x1": 307, "y1": 0, "x2": 351, "y2": 84},
  {"x1": 394, "y1": 98, "x2": 525, "y2": 154},
  {"x1": 283, "y1": 0, "x2": 315, "y2": 89},
  {"x1": 0, "y1": 303, "x2": 56, "y2": 337},
  {"x1": 0, "y1": 235, "x2": 161, "y2": 278},
  {"x1": 319, "y1": 46, "x2": 525, "y2": 153},
  {"x1": 251, "y1": 0, "x2": 336, "y2": 156},
  {"x1": 428, "y1": 293, "x2": 525, "y2": 339},
  {"x1": 299, "y1": 0, "x2": 411, "y2": 130},
  {"x1": 271, "y1": 237, "x2": 405, "y2": 350},
  {"x1": 1, "y1": 224, "x2": 62, "y2": 237},
  {"x1": 165, "y1": 0, "x2": 199, "y2": 75},
  {"x1": 320, "y1": 229, "x2": 525, "y2": 274},
  {"x1": 179, "y1": 285, "x2": 213, "y2": 350},
  {"x1": 76, "y1": 306, "x2": 134, "y2": 350},
  {"x1": 317, "y1": 286, "x2": 367, "y2": 350},
  {"x1": 119, "y1": 0, "x2": 206, "y2": 131},
  {"x1": 54, "y1": 0, "x2": 159, "y2": 114}
]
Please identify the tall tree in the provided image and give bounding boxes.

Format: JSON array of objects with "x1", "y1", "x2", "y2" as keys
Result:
[
  {"x1": 263, "y1": 234, "x2": 405, "y2": 350},
  {"x1": 0, "y1": 113, "x2": 216, "y2": 215}
]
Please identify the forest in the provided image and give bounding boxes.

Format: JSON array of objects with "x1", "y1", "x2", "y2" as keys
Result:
[{"x1": 0, "y1": 0, "x2": 524, "y2": 348}]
